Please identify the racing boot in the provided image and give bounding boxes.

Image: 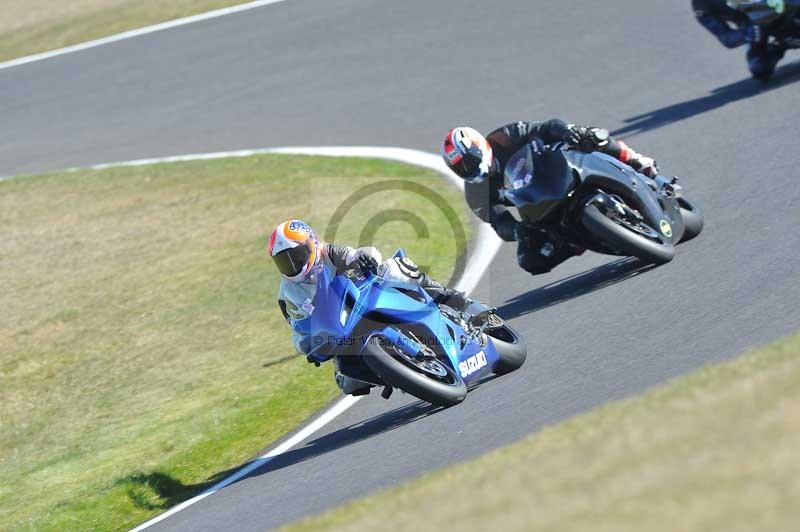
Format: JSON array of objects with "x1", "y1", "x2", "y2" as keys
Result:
[
  {"x1": 421, "y1": 274, "x2": 495, "y2": 327},
  {"x1": 515, "y1": 222, "x2": 583, "y2": 275},
  {"x1": 387, "y1": 256, "x2": 492, "y2": 326},
  {"x1": 420, "y1": 274, "x2": 466, "y2": 309}
]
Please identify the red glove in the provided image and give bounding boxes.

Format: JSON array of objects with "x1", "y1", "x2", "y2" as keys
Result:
[
  {"x1": 618, "y1": 141, "x2": 659, "y2": 177},
  {"x1": 629, "y1": 154, "x2": 659, "y2": 177}
]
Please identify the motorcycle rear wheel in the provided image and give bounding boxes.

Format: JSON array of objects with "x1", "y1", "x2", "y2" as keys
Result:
[
  {"x1": 582, "y1": 203, "x2": 675, "y2": 264},
  {"x1": 362, "y1": 335, "x2": 466, "y2": 407}
]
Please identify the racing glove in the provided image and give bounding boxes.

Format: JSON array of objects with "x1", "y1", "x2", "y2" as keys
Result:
[
  {"x1": 565, "y1": 125, "x2": 611, "y2": 152},
  {"x1": 345, "y1": 246, "x2": 383, "y2": 268},
  {"x1": 617, "y1": 140, "x2": 659, "y2": 177},
  {"x1": 628, "y1": 154, "x2": 659, "y2": 177},
  {"x1": 356, "y1": 254, "x2": 379, "y2": 275}
]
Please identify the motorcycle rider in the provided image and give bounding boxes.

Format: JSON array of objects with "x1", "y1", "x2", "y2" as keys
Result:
[
  {"x1": 441, "y1": 120, "x2": 659, "y2": 275},
  {"x1": 268, "y1": 219, "x2": 471, "y2": 395},
  {"x1": 692, "y1": 0, "x2": 788, "y2": 80}
]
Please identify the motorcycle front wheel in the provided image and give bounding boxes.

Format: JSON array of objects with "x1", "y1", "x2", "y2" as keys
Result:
[
  {"x1": 582, "y1": 203, "x2": 675, "y2": 264},
  {"x1": 677, "y1": 196, "x2": 704, "y2": 243},
  {"x1": 362, "y1": 334, "x2": 466, "y2": 407}
]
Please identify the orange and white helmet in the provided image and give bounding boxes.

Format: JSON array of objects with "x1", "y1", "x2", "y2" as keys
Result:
[
  {"x1": 441, "y1": 126, "x2": 495, "y2": 183},
  {"x1": 268, "y1": 220, "x2": 321, "y2": 282}
]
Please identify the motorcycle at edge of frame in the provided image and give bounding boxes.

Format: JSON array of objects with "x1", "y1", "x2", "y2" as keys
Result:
[{"x1": 729, "y1": 0, "x2": 800, "y2": 49}]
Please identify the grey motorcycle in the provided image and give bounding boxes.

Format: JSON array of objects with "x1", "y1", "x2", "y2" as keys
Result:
[{"x1": 503, "y1": 138, "x2": 704, "y2": 265}]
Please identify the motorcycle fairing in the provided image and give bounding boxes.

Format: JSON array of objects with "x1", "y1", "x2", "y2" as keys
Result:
[
  {"x1": 574, "y1": 152, "x2": 685, "y2": 243},
  {"x1": 293, "y1": 250, "x2": 500, "y2": 385},
  {"x1": 503, "y1": 141, "x2": 579, "y2": 224},
  {"x1": 503, "y1": 142, "x2": 684, "y2": 243}
]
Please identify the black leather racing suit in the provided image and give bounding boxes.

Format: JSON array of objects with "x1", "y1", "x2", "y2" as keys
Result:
[
  {"x1": 692, "y1": 0, "x2": 788, "y2": 79},
  {"x1": 466, "y1": 119, "x2": 637, "y2": 275}
]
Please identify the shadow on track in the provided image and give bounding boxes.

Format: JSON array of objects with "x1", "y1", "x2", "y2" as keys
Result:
[
  {"x1": 613, "y1": 59, "x2": 800, "y2": 138},
  {"x1": 117, "y1": 467, "x2": 244, "y2": 511},
  {"x1": 240, "y1": 400, "x2": 440, "y2": 482},
  {"x1": 497, "y1": 257, "x2": 657, "y2": 320},
  {"x1": 120, "y1": 400, "x2": 439, "y2": 510}
]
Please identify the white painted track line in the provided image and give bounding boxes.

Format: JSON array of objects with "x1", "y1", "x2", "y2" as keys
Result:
[
  {"x1": 0, "y1": 0, "x2": 292, "y2": 71},
  {"x1": 50, "y1": 146, "x2": 503, "y2": 531},
  {"x1": 128, "y1": 394, "x2": 360, "y2": 532},
  {"x1": 1, "y1": 146, "x2": 501, "y2": 528}
]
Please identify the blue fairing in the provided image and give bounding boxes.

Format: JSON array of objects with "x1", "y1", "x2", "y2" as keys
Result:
[{"x1": 293, "y1": 249, "x2": 500, "y2": 385}]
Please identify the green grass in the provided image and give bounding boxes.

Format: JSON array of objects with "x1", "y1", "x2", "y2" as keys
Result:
[
  {"x1": 285, "y1": 333, "x2": 800, "y2": 532},
  {"x1": 0, "y1": 154, "x2": 472, "y2": 531},
  {"x1": 0, "y1": 0, "x2": 251, "y2": 63}
]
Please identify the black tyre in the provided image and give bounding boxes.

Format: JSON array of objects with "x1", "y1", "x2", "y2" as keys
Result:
[
  {"x1": 483, "y1": 315, "x2": 527, "y2": 375},
  {"x1": 362, "y1": 335, "x2": 466, "y2": 407},
  {"x1": 677, "y1": 197, "x2": 704, "y2": 243},
  {"x1": 582, "y1": 203, "x2": 675, "y2": 264}
]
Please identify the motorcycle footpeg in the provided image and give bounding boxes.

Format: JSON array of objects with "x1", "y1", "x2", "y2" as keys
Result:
[
  {"x1": 381, "y1": 386, "x2": 394, "y2": 400},
  {"x1": 470, "y1": 308, "x2": 498, "y2": 328}
]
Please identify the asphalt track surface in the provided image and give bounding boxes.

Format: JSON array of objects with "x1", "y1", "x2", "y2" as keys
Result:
[{"x1": 2, "y1": 1, "x2": 799, "y2": 530}]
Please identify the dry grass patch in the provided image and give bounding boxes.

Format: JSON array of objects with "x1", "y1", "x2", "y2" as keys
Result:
[
  {"x1": 0, "y1": 154, "x2": 470, "y2": 531},
  {"x1": 286, "y1": 334, "x2": 800, "y2": 532},
  {"x1": 0, "y1": 0, "x2": 252, "y2": 62}
]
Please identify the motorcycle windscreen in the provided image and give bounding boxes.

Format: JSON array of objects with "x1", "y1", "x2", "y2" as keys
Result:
[{"x1": 504, "y1": 144, "x2": 578, "y2": 223}]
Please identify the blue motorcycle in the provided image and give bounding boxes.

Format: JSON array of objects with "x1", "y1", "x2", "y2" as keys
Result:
[{"x1": 293, "y1": 250, "x2": 527, "y2": 407}]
